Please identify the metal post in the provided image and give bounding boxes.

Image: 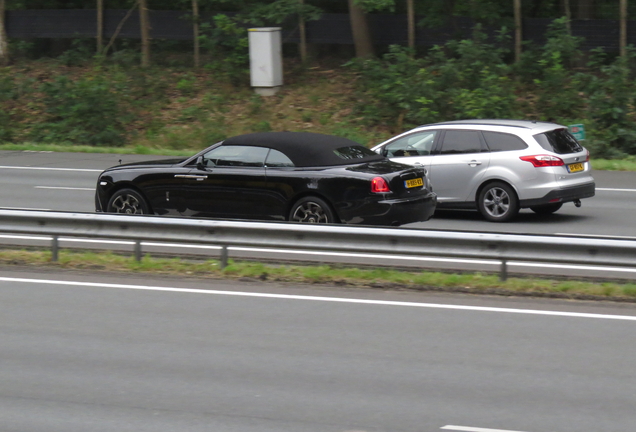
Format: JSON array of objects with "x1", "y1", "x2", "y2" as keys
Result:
[
  {"x1": 220, "y1": 245, "x2": 228, "y2": 269},
  {"x1": 500, "y1": 259, "x2": 508, "y2": 281},
  {"x1": 135, "y1": 241, "x2": 142, "y2": 262},
  {"x1": 51, "y1": 235, "x2": 59, "y2": 262}
]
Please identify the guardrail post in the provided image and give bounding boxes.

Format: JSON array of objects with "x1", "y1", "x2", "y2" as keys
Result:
[
  {"x1": 134, "y1": 241, "x2": 142, "y2": 262},
  {"x1": 51, "y1": 235, "x2": 59, "y2": 262},
  {"x1": 500, "y1": 259, "x2": 508, "y2": 281},
  {"x1": 220, "y1": 245, "x2": 228, "y2": 269}
]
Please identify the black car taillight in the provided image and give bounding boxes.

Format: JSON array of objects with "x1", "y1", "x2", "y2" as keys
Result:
[{"x1": 371, "y1": 177, "x2": 391, "y2": 193}]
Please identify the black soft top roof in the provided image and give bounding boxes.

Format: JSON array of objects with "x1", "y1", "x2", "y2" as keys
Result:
[{"x1": 222, "y1": 132, "x2": 384, "y2": 167}]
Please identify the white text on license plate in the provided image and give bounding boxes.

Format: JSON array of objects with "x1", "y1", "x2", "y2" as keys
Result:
[
  {"x1": 568, "y1": 163, "x2": 584, "y2": 173},
  {"x1": 405, "y1": 178, "x2": 424, "y2": 188}
]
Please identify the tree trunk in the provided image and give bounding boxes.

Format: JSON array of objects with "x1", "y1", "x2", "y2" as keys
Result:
[
  {"x1": 348, "y1": 0, "x2": 374, "y2": 58},
  {"x1": 563, "y1": 0, "x2": 572, "y2": 34},
  {"x1": 619, "y1": 0, "x2": 627, "y2": 57},
  {"x1": 139, "y1": 0, "x2": 150, "y2": 67},
  {"x1": 407, "y1": 0, "x2": 415, "y2": 51},
  {"x1": 0, "y1": 0, "x2": 8, "y2": 66},
  {"x1": 103, "y1": 1, "x2": 140, "y2": 56},
  {"x1": 299, "y1": 0, "x2": 307, "y2": 63},
  {"x1": 576, "y1": 0, "x2": 594, "y2": 19},
  {"x1": 97, "y1": 0, "x2": 104, "y2": 54},
  {"x1": 192, "y1": 0, "x2": 200, "y2": 67},
  {"x1": 514, "y1": 0, "x2": 522, "y2": 63}
]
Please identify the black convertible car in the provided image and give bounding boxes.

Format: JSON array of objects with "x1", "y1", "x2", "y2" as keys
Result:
[{"x1": 95, "y1": 132, "x2": 437, "y2": 226}]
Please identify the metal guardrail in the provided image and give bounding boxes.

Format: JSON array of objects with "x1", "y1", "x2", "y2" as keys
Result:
[{"x1": 0, "y1": 209, "x2": 635, "y2": 280}]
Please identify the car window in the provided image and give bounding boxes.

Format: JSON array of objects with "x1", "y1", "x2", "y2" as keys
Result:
[
  {"x1": 533, "y1": 129, "x2": 583, "y2": 154},
  {"x1": 333, "y1": 145, "x2": 381, "y2": 160},
  {"x1": 483, "y1": 131, "x2": 528, "y2": 152},
  {"x1": 439, "y1": 130, "x2": 484, "y2": 155},
  {"x1": 265, "y1": 149, "x2": 295, "y2": 167},
  {"x1": 203, "y1": 145, "x2": 269, "y2": 167},
  {"x1": 381, "y1": 131, "x2": 437, "y2": 157}
]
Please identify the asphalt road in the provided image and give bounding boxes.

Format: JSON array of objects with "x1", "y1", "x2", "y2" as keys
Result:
[
  {"x1": 1, "y1": 150, "x2": 636, "y2": 238},
  {"x1": 2, "y1": 268, "x2": 636, "y2": 432}
]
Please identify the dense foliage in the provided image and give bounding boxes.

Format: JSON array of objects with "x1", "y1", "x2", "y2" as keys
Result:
[
  {"x1": 349, "y1": 19, "x2": 636, "y2": 158},
  {"x1": 6, "y1": 0, "x2": 636, "y2": 20},
  {"x1": 2, "y1": 8, "x2": 636, "y2": 158}
]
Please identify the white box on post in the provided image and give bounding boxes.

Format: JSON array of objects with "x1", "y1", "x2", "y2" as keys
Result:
[{"x1": 248, "y1": 27, "x2": 283, "y2": 96}]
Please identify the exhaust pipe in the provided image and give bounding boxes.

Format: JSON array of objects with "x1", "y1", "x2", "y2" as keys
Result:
[{"x1": 574, "y1": 199, "x2": 582, "y2": 208}]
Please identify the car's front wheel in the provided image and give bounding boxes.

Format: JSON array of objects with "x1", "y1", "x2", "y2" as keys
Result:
[
  {"x1": 289, "y1": 197, "x2": 336, "y2": 223},
  {"x1": 530, "y1": 202, "x2": 563, "y2": 215},
  {"x1": 107, "y1": 188, "x2": 149, "y2": 215},
  {"x1": 477, "y1": 182, "x2": 519, "y2": 222}
]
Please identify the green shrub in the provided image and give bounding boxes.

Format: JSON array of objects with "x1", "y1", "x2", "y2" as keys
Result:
[
  {"x1": 582, "y1": 50, "x2": 636, "y2": 157},
  {"x1": 57, "y1": 38, "x2": 95, "y2": 67},
  {"x1": 31, "y1": 73, "x2": 128, "y2": 146},
  {"x1": 199, "y1": 14, "x2": 249, "y2": 86},
  {"x1": 529, "y1": 18, "x2": 587, "y2": 121},
  {"x1": 532, "y1": 51, "x2": 586, "y2": 121},
  {"x1": 176, "y1": 74, "x2": 197, "y2": 96},
  {"x1": 0, "y1": 110, "x2": 13, "y2": 142},
  {"x1": 348, "y1": 45, "x2": 438, "y2": 127},
  {"x1": 349, "y1": 26, "x2": 516, "y2": 128}
]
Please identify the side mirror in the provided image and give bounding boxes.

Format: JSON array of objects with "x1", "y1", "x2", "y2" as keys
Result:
[{"x1": 196, "y1": 156, "x2": 206, "y2": 170}]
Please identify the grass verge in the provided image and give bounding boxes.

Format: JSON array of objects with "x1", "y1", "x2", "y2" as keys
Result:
[{"x1": 3, "y1": 249, "x2": 636, "y2": 302}]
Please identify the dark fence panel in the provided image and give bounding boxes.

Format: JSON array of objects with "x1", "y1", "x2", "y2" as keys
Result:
[{"x1": 5, "y1": 9, "x2": 635, "y2": 51}]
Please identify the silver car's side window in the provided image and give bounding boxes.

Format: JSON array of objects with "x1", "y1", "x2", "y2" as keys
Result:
[
  {"x1": 203, "y1": 145, "x2": 269, "y2": 167},
  {"x1": 439, "y1": 130, "x2": 483, "y2": 155},
  {"x1": 382, "y1": 131, "x2": 437, "y2": 157},
  {"x1": 483, "y1": 131, "x2": 528, "y2": 152}
]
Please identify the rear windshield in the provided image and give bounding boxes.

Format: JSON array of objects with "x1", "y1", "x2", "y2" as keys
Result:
[
  {"x1": 533, "y1": 129, "x2": 583, "y2": 154},
  {"x1": 333, "y1": 145, "x2": 383, "y2": 161}
]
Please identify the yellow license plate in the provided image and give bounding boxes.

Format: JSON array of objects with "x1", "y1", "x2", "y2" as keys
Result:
[
  {"x1": 568, "y1": 163, "x2": 584, "y2": 173},
  {"x1": 405, "y1": 178, "x2": 424, "y2": 188}
]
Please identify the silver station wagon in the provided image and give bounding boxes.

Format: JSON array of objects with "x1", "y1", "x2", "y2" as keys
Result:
[{"x1": 372, "y1": 120, "x2": 595, "y2": 222}]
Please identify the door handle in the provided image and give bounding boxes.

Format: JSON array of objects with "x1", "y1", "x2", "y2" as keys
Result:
[
  {"x1": 175, "y1": 174, "x2": 208, "y2": 181},
  {"x1": 468, "y1": 160, "x2": 482, "y2": 167}
]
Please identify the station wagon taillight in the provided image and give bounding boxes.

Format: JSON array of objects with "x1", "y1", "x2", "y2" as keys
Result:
[
  {"x1": 519, "y1": 155, "x2": 565, "y2": 167},
  {"x1": 371, "y1": 177, "x2": 391, "y2": 193}
]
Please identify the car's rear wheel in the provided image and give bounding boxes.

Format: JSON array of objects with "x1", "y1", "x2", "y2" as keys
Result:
[
  {"x1": 289, "y1": 197, "x2": 335, "y2": 223},
  {"x1": 530, "y1": 202, "x2": 563, "y2": 215},
  {"x1": 478, "y1": 182, "x2": 519, "y2": 222},
  {"x1": 107, "y1": 188, "x2": 149, "y2": 215}
]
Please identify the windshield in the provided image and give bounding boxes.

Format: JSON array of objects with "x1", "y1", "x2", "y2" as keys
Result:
[{"x1": 533, "y1": 128, "x2": 583, "y2": 154}]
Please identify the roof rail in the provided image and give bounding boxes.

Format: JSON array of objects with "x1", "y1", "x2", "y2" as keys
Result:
[{"x1": 418, "y1": 119, "x2": 558, "y2": 129}]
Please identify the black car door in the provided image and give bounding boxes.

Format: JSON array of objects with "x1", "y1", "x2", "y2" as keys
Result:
[{"x1": 180, "y1": 145, "x2": 273, "y2": 219}]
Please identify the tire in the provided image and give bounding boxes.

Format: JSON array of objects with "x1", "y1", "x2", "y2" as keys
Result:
[
  {"x1": 107, "y1": 188, "x2": 149, "y2": 215},
  {"x1": 289, "y1": 197, "x2": 336, "y2": 224},
  {"x1": 530, "y1": 202, "x2": 563, "y2": 215},
  {"x1": 477, "y1": 182, "x2": 519, "y2": 222}
]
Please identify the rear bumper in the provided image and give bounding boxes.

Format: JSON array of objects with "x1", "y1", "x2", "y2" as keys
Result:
[
  {"x1": 519, "y1": 182, "x2": 595, "y2": 208},
  {"x1": 341, "y1": 192, "x2": 437, "y2": 226}
]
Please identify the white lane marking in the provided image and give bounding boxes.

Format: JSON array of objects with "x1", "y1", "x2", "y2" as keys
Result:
[
  {"x1": 1, "y1": 276, "x2": 636, "y2": 321},
  {"x1": 514, "y1": 261, "x2": 636, "y2": 273},
  {"x1": 34, "y1": 186, "x2": 94, "y2": 191},
  {"x1": 442, "y1": 426, "x2": 527, "y2": 432},
  {"x1": 0, "y1": 165, "x2": 102, "y2": 172},
  {"x1": 556, "y1": 232, "x2": 636, "y2": 240},
  {"x1": 597, "y1": 187, "x2": 636, "y2": 192},
  {"x1": 0, "y1": 207, "x2": 51, "y2": 211}
]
